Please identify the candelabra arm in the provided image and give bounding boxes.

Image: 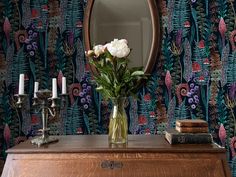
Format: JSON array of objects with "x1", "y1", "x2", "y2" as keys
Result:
[{"x1": 48, "y1": 107, "x2": 56, "y2": 118}]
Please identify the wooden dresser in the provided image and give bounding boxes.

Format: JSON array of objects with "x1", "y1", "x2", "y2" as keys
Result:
[{"x1": 1, "y1": 135, "x2": 232, "y2": 177}]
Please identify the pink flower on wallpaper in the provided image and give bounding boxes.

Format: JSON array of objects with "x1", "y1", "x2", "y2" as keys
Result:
[
  {"x1": 4, "y1": 124, "x2": 11, "y2": 148},
  {"x1": 138, "y1": 115, "x2": 148, "y2": 125},
  {"x1": 184, "y1": 21, "x2": 190, "y2": 28},
  {"x1": 198, "y1": 40, "x2": 205, "y2": 48},
  {"x1": 165, "y1": 70, "x2": 172, "y2": 91},
  {"x1": 77, "y1": 128, "x2": 83, "y2": 134},
  {"x1": 145, "y1": 128, "x2": 151, "y2": 135},
  {"x1": 230, "y1": 137, "x2": 236, "y2": 158},
  {"x1": 31, "y1": 9, "x2": 39, "y2": 19},
  {"x1": 149, "y1": 111, "x2": 155, "y2": 118},
  {"x1": 219, "y1": 123, "x2": 226, "y2": 147},
  {"x1": 144, "y1": 94, "x2": 151, "y2": 101},
  {"x1": 192, "y1": 62, "x2": 201, "y2": 72},
  {"x1": 203, "y1": 58, "x2": 210, "y2": 65},
  {"x1": 230, "y1": 30, "x2": 236, "y2": 51}
]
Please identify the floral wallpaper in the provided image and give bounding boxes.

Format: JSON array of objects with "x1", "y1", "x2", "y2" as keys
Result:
[{"x1": 0, "y1": 0, "x2": 236, "y2": 175}]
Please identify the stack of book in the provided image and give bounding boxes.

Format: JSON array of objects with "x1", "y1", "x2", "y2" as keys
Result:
[{"x1": 165, "y1": 119, "x2": 213, "y2": 144}]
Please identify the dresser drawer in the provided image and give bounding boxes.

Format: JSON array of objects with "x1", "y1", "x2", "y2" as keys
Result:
[{"x1": 4, "y1": 153, "x2": 227, "y2": 177}]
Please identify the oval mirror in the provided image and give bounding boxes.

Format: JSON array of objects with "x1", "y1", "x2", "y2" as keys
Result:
[{"x1": 84, "y1": 0, "x2": 161, "y2": 74}]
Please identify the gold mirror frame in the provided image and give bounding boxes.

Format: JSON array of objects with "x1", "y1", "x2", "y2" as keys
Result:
[{"x1": 84, "y1": 0, "x2": 161, "y2": 75}]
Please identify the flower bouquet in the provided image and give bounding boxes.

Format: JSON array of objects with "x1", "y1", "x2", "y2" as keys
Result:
[{"x1": 86, "y1": 39, "x2": 148, "y2": 144}]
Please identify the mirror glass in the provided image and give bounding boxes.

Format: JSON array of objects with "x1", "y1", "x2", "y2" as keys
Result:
[{"x1": 90, "y1": 0, "x2": 153, "y2": 68}]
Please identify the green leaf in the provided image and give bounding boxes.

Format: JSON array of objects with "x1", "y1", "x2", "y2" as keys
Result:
[
  {"x1": 101, "y1": 73, "x2": 112, "y2": 85},
  {"x1": 131, "y1": 71, "x2": 145, "y2": 76}
]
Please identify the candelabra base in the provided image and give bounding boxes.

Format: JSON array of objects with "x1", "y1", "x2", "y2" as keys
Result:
[{"x1": 31, "y1": 136, "x2": 59, "y2": 147}]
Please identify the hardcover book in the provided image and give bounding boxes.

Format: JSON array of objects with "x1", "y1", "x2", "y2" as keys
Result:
[
  {"x1": 176, "y1": 119, "x2": 208, "y2": 127},
  {"x1": 165, "y1": 129, "x2": 212, "y2": 144},
  {"x1": 176, "y1": 126, "x2": 209, "y2": 133}
]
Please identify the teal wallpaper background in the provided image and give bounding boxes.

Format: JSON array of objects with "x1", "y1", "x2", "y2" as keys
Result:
[{"x1": 0, "y1": 0, "x2": 236, "y2": 175}]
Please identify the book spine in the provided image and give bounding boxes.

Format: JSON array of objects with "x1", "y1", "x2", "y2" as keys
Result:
[
  {"x1": 166, "y1": 134, "x2": 212, "y2": 144},
  {"x1": 175, "y1": 126, "x2": 208, "y2": 133},
  {"x1": 176, "y1": 122, "x2": 208, "y2": 127}
]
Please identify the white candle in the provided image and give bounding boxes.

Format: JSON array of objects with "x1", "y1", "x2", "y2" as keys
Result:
[
  {"x1": 18, "y1": 74, "x2": 24, "y2": 95},
  {"x1": 62, "y1": 77, "x2": 66, "y2": 94},
  {"x1": 52, "y1": 78, "x2": 57, "y2": 98},
  {"x1": 34, "y1": 82, "x2": 39, "y2": 98}
]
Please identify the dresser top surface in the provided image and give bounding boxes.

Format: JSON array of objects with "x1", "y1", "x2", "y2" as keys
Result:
[{"x1": 7, "y1": 135, "x2": 225, "y2": 154}]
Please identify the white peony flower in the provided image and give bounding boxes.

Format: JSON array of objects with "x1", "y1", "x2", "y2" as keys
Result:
[
  {"x1": 93, "y1": 45, "x2": 105, "y2": 56},
  {"x1": 85, "y1": 50, "x2": 94, "y2": 57},
  {"x1": 106, "y1": 39, "x2": 130, "y2": 58}
]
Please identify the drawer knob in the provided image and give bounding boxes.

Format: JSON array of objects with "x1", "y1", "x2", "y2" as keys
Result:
[{"x1": 101, "y1": 160, "x2": 123, "y2": 170}]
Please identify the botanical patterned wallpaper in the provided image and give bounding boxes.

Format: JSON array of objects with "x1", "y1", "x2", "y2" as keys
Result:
[{"x1": 0, "y1": 0, "x2": 236, "y2": 175}]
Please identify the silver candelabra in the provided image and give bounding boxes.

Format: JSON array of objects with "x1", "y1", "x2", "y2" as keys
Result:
[{"x1": 15, "y1": 89, "x2": 67, "y2": 146}]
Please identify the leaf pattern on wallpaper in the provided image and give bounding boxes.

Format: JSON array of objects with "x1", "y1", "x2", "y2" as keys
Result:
[
  {"x1": 49, "y1": 122, "x2": 61, "y2": 135},
  {"x1": 191, "y1": 7, "x2": 199, "y2": 42},
  {"x1": 93, "y1": 87, "x2": 101, "y2": 124},
  {"x1": 86, "y1": 104, "x2": 101, "y2": 134},
  {"x1": 195, "y1": 1, "x2": 207, "y2": 40},
  {"x1": 147, "y1": 72, "x2": 159, "y2": 98},
  {"x1": 48, "y1": 0, "x2": 60, "y2": 55},
  {"x1": 174, "y1": 100, "x2": 190, "y2": 120},
  {"x1": 192, "y1": 42, "x2": 209, "y2": 85},
  {"x1": 56, "y1": 35, "x2": 74, "y2": 86},
  {"x1": 129, "y1": 97, "x2": 138, "y2": 134},
  {"x1": 232, "y1": 157, "x2": 236, "y2": 177},
  {"x1": 167, "y1": 96, "x2": 176, "y2": 128},
  {"x1": 12, "y1": 47, "x2": 28, "y2": 87},
  {"x1": 209, "y1": 104, "x2": 219, "y2": 141},
  {"x1": 48, "y1": 28, "x2": 58, "y2": 56},
  {"x1": 64, "y1": 0, "x2": 84, "y2": 38},
  {"x1": 21, "y1": 99, "x2": 31, "y2": 135},
  {"x1": 209, "y1": 2, "x2": 219, "y2": 50},
  {"x1": 225, "y1": 1, "x2": 235, "y2": 34},
  {"x1": 65, "y1": 99, "x2": 83, "y2": 135},
  {"x1": 227, "y1": 52, "x2": 236, "y2": 84},
  {"x1": 3, "y1": 0, "x2": 20, "y2": 42},
  {"x1": 217, "y1": 89, "x2": 229, "y2": 147},
  {"x1": 60, "y1": 106, "x2": 68, "y2": 135},
  {"x1": 163, "y1": 30, "x2": 173, "y2": 72},
  {"x1": 2, "y1": 1, "x2": 12, "y2": 49},
  {"x1": 59, "y1": 0, "x2": 68, "y2": 33},
  {"x1": 75, "y1": 39, "x2": 85, "y2": 82},
  {"x1": 21, "y1": 0, "x2": 31, "y2": 29},
  {"x1": 221, "y1": 43, "x2": 229, "y2": 87},
  {"x1": 37, "y1": 1, "x2": 49, "y2": 31},
  {"x1": 167, "y1": 0, "x2": 175, "y2": 34},
  {"x1": 183, "y1": 39, "x2": 192, "y2": 82},
  {"x1": 48, "y1": 0, "x2": 60, "y2": 25},
  {"x1": 5, "y1": 44, "x2": 14, "y2": 87},
  {"x1": 227, "y1": 109, "x2": 235, "y2": 139},
  {"x1": 217, "y1": 0, "x2": 228, "y2": 20},
  {"x1": 161, "y1": 0, "x2": 168, "y2": 29},
  {"x1": 202, "y1": 82, "x2": 210, "y2": 116},
  {"x1": 171, "y1": 55, "x2": 181, "y2": 91},
  {"x1": 34, "y1": 52, "x2": 48, "y2": 89},
  {"x1": 82, "y1": 111, "x2": 90, "y2": 134},
  {"x1": 137, "y1": 90, "x2": 155, "y2": 134},
  {"x1": 173, "y1": 0, "x2": 190, "y2": 37},
  {"x1": 195, "y1": 103, "x2": 205, "y2": 120}
]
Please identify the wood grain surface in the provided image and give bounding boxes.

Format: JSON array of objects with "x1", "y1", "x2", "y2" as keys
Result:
[
  {"x1": 1, "y1": 135, "x2": 231, "y2": 177},
  {"x1": 6, "y1": 135, "x2": 225, "y2": 153}
]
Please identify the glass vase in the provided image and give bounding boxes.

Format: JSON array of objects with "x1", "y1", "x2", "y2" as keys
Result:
[{"x1": 108, "y1": 97, "x2": 128, "y2": 144}]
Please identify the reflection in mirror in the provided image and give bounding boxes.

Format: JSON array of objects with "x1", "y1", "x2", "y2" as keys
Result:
[{"x1": 90, "y1": 0, "x2": 153, "y2": 68}]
